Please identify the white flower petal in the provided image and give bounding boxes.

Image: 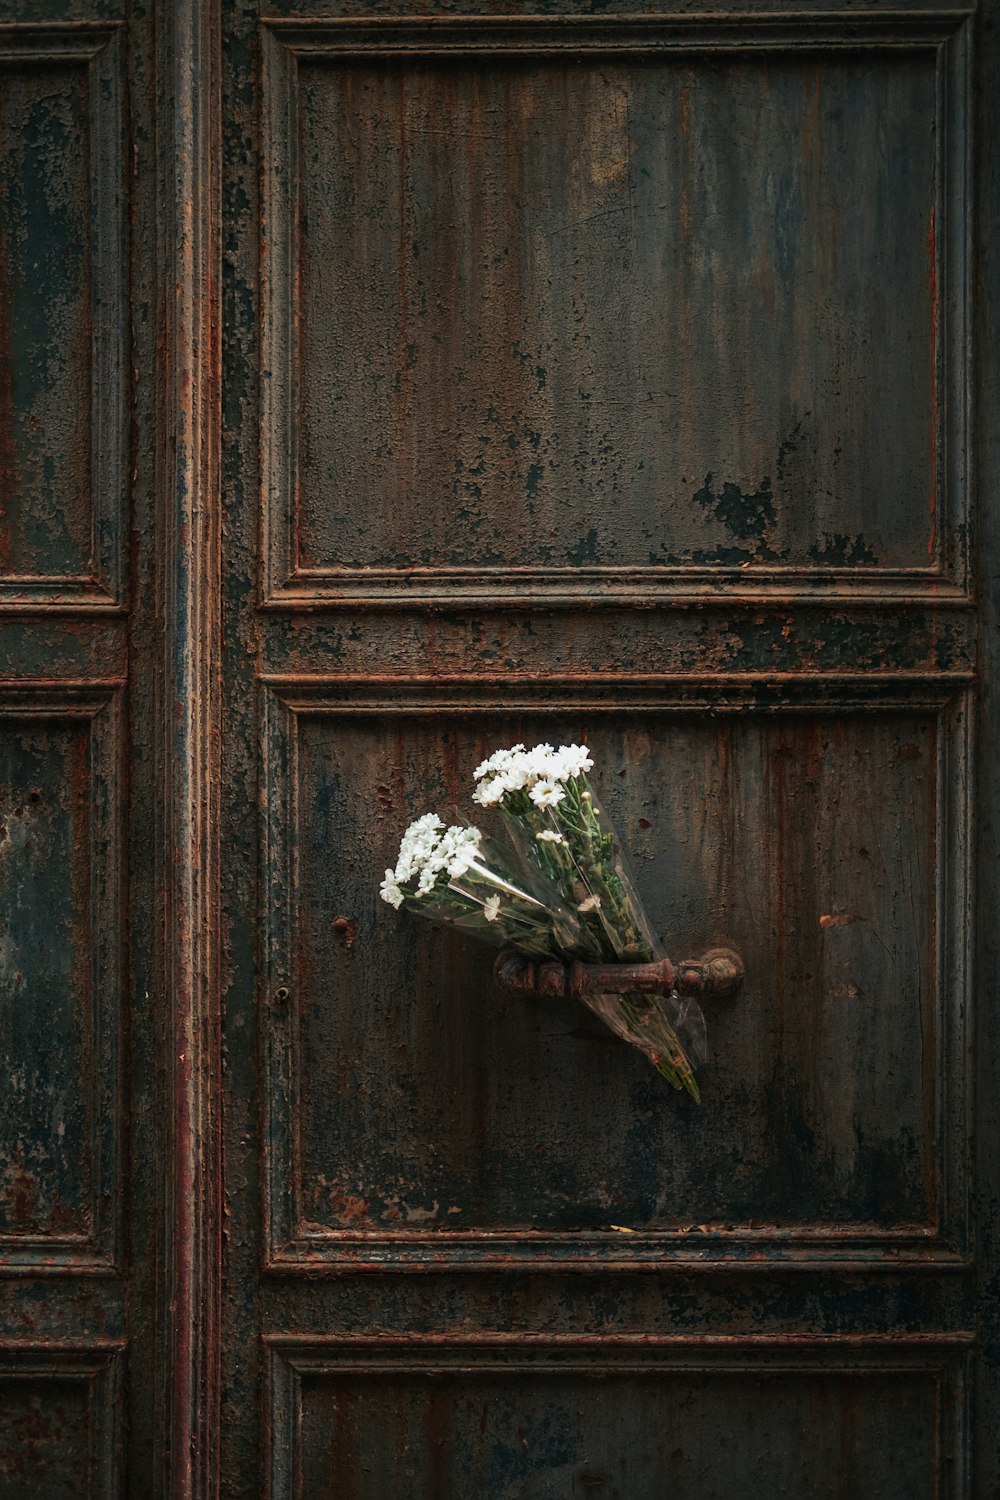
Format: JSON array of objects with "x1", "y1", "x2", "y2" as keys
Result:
[
  {"x1": 555, "y1": 743, "x2": 594, "y2": 779},
  {"x1": 529, "y1": 779, "x2": 565, "y2": 809},
  {"x1": 446, "y1": 825, "x2": 482, "y2": 878},
  {"x1": 379, "y1": 870, "x2": 405, "y2": 908},
  {"x1": 473, "y1": 744, "x2": 525, "y2": 781},
  {"x1": 473, "y1": 777, "x2": 506, "y2": 806}
]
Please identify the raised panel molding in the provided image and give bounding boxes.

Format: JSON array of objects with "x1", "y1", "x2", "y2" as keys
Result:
[
  {"x1": 261, "y1": 676, "x2": 971, "y2": 1272},
  {"x1": 0, "y1": 682, "x2": 124, "y2": 1274},
  {"x1": 0, "y1": 1341, "x2": 123, "y2": 1498},
  {"x1": 260, "y1": 12, "x2": 971, "y2": 608},
  {"x1": 266, "y1": 1333, "x2": 972, "y2": 1500},
  {"x1": 0, "y1": 24, "x2": 126, "y2": 610}
]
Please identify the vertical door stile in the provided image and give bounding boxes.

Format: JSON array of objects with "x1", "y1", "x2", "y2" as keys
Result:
[
  {"x1": 974, "y1": 1, "x2": 1000, "y2": 1491},
  {"x1": 155, "y1": 0, "x2": 223, "y2": 1495}
]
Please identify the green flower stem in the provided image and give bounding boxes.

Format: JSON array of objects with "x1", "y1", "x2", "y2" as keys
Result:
[
  {"x1": 616, "y1": 994, "x2": 701, "y2": 1101},
  {"x1": 399, "y1": 863, "x2": 572, "y2": 959},
  {"x1": 494, "y1": 773, "x2": 701, "y2": 1098}
]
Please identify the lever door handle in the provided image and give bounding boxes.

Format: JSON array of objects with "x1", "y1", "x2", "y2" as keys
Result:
[{"x1": 494, "y1": 946, "x2": 744, "y2": 1002}]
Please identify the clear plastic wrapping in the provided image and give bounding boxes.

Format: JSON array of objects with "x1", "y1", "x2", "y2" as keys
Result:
[
  {"x1": 500, "y1": 780, "x2": 708, "y2": 1095},
  {"x1": 381, "y1": 744, "x2": 708, "y2": 1099},
  {"x1": 495, "y1": 779, "x2": 659, "y2": 963},
  {"x1": 381, "y1": 817, "x2": 583, "y2": 960}
]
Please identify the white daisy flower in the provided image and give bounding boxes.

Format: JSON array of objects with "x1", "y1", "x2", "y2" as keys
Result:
[
  {"x1": 577, "y1": 893, "x2": 602, "y2": 912},
  {"x1": 445, "y1": 826, "x2": 482, "y2": 878},
  {"x1": 536, "y1": 830, "x2": 564, "y2": 844},
  {"x1": 379, "y1": 870, "x2": 405, "y2": 908},
  {"x1": 472, "y1": 776, "x2": 507, "y2": 806},
  {"x1": 524, "y1": 743, "x2": 556, "y2": 778},
  {"x1": 474, "y1": 744, "x2": 524, "y2": 781},
  {"x1": 499, "y1": 758, "x2": 531, "y2": 792},
  {"x1": 529, "y1": 779, "x2": 564, "y2": 809},
  {"x1": 556, "y1": 743, "x2": 593, "y2": 779},
  {"x1": 482, "y1": 894, "x2": 501, "y2": 922}
]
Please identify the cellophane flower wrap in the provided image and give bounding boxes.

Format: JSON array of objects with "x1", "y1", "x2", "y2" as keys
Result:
[
  {"x1": 379, "y1": 814, "x2": 584, "y2": 960},
  {"x1": 379, "y1": 746, "x2": 706, "y2": 1100},
  {"x1": 472, "y1": 744, "x2": 707, "y2": 1100}
]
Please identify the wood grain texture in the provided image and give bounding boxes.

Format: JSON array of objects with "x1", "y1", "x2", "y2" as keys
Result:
[
  {"x1": 262, "y1": 690, "x2": 970, "y2": 1269},
  {"x1": 0, "y1": 26, "x2": 125, "y2": 607},
  {"x1": 260, "y1": 15, "x2": 970, "y2": 604},
  {"x1": 267, "y1": 1335, "x2": 970, "y2": 1500},
  {"x1": 0, "y1": 686, "x2": 123, "y2": 1271},
  {"x1": 155, "y1": 0, "x2": 223, "y2": 1494},
  {"x1": 0, "y1": 5, "x2": 144, "y2": 1499},
  {"x1": 214, "y1": 1, "x2": 992, "y2": 1495},
  {"x1": 0, "y1": 1343, "x2": 123, "y2": 1500}
]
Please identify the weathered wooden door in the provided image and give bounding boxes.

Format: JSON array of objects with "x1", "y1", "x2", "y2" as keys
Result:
[
  {"x1": 0, "y1": 1, "x2": 219, "y2": 1495},
  {"x1": 3, "y1": 0, "x2": 1000, "y2": 1494},
  {"x1": 218, "y1": 1, "x2": 1000, "y2": 1494}
]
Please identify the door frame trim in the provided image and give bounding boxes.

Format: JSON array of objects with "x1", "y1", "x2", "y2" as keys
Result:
[{"x1": 157, "y1": 0, "x2": 223, "y2": 1494}]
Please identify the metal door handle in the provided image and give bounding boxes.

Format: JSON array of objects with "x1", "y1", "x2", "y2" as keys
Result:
[{"x1": 494, "y1": 946, "x2": 744, "y2": 1002}]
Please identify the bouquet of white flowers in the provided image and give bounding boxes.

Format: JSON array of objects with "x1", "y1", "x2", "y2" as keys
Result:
[
  {"x1": 472, "y1": 743, "x2": 660, "y2": 962},
  {"x1": 379, "y1": 813, "x2": 584, "y2": 960},
  {"x1": 380, "y1": 745, "x2": 707, "y2": 1100}
]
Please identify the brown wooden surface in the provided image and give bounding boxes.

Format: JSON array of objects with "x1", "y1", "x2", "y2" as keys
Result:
[
  {"x1": 1, "y1": 0, "x2": 999, "y2": 1494},
  {"x1": 236, "y1": 5, "x2": 988, "y2": 1496}
]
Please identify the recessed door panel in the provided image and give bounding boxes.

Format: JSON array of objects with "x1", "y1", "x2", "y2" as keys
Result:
[
  {"x1": 263, "y1": 694, "x2": 966, "y2": 1263},
  {"x1": 261, "y1": 24, "x2": 963, "y2": 602}
]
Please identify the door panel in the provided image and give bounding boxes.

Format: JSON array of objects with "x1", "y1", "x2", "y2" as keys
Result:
[
  {"x1": 221, "y1": 1, "x2": 991, "y2": 1496},
  {"x1": 0, "y1": 1346, "x2": 121, "y2": 1500},
  {"x1": 0, "y1": 2, "x2": 165, "y2": 1496},
  {"x1": 0, "y1": 689, "x2": 123, "y2": 1270},
  {"x1": 259, "y1": 14, "x2": 966, "y2": 607},
  {"x1": 268, "y1": 1338, "x2": 966, "y2": 1500},
  {"x1": 263, "y1": 694, "x2": 965, "y2": 1257},
  {"x1": 0, "y1": 25, "x2": 125, "y2": 606}
]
